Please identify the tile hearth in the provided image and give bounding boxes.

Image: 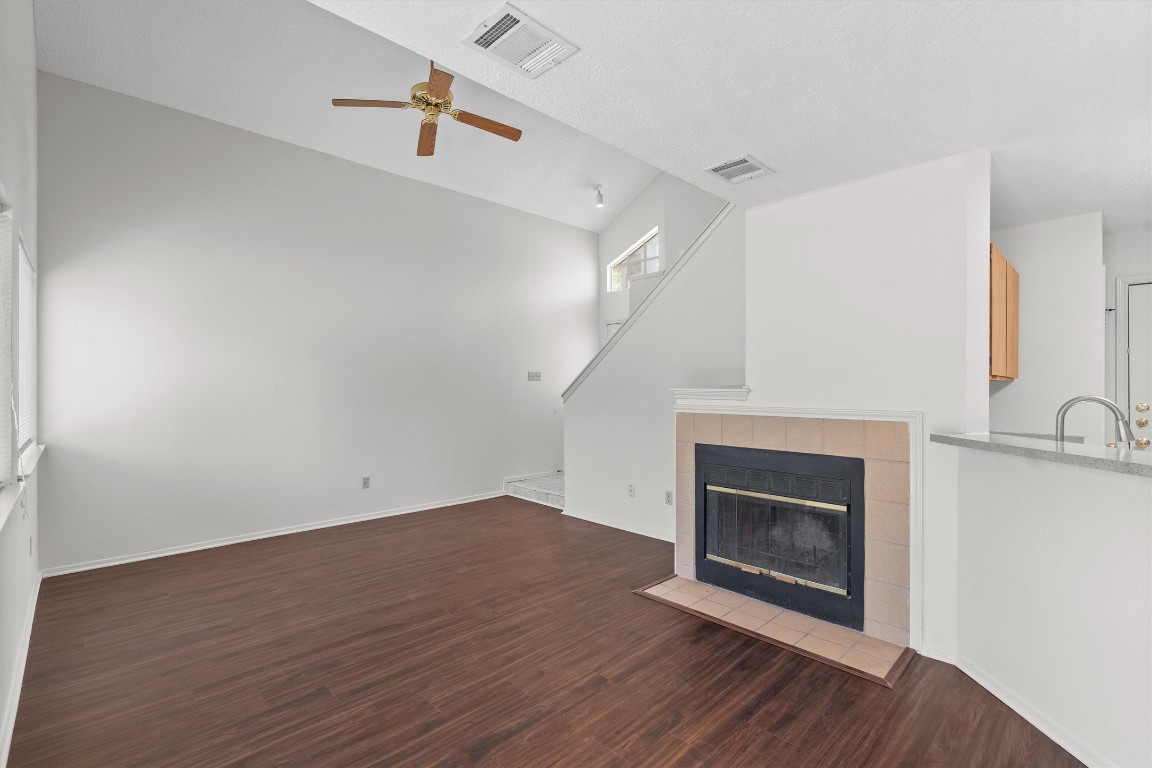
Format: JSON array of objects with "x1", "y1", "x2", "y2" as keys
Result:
[{"x1": 637, "y1": 575, "x2": 913, "y2": 687}]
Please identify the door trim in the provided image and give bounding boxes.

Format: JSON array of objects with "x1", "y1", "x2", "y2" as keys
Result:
[{"x1": 1115, "y1": 274, "x2": 1152, "y2": 427}]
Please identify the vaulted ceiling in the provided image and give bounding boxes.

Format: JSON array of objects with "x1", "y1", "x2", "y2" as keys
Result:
[
  {"x1": 311, "y1": 0, "x2": 1151, "y2": 232},
  {"x1": 36, "y1": 1, "x2": 1152, "y2": 233},
  {"x1": 32, "y1": 0, "x2": 661, "y2": 232}
]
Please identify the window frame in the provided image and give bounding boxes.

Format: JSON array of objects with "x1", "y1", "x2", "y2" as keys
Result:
[{"x1": 606, "y1": 227, "x2": 660, "y2": 293}]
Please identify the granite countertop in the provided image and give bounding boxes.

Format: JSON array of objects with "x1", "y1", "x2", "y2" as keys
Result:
[
  {"x1": 931, "y1": 432, "x2": 1152, "y2": 478},
  {"x1": 990, "y1": 430, "x2": 1083, "y2": 444}
]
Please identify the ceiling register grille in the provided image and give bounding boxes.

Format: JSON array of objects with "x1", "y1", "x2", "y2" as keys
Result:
[
  {"x1": 473, "y1": 13, "x2": 519, "y2": 49},
  {"x1": 706, "y1": 156, "x2": 774, "y2": 183},
  {"x1": 466, "y1": 4, "x2": 579, "y2": 79}
]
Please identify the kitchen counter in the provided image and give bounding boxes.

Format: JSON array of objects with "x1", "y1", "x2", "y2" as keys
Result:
[
  {"x1": 952, "y1": 435, "x2": 1150, "y2": 766},
  {"x1": 931, "y1": 432, "x2": 1152, "y2": 478}
]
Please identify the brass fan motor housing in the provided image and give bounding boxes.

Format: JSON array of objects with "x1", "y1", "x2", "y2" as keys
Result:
[{"x1": 411, "y1": 82, "x2": 454, "y2": 124}]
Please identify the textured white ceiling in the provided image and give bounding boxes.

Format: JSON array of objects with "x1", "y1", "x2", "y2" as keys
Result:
[
  {"x1": 310, "y1": 0, "x2": 1152, "y2": 232},
  {"x1": 33, "y1": 0, "x2": 661, "y2": 232}
]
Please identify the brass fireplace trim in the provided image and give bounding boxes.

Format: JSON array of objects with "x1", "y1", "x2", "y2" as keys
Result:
[
  {"x1": 704, "y1": 485, "x2": 848, "y2": 512},
  {"x1": 705, "y1": 554, "x2": 848, "y2": 596},
  {"x1": 704, "y1": 484, "x2": 850, "y2": 595}
]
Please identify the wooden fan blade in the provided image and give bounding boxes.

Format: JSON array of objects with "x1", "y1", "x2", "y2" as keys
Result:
[
  {"x1": 453, "y1": 111, "x2": 523, "y2": 142},
  {"x1": 417, "y1": 120, "x2": 438, "y2": 156},
  {"x1": 427, "y1": 61, "x2": 454, "y2": 100},
  {"x1": 332, "y1": 99, "x2": 409, "y2": 108}
]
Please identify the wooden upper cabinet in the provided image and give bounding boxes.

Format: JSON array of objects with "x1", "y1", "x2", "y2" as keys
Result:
[{"x1": 990, "y1": 243, "x2": 1019, "y2": 381}]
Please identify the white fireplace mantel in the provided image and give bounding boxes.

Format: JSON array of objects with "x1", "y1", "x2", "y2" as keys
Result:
[{"x1": 669, "y1": 385, "x2": 751, "y2": 401}]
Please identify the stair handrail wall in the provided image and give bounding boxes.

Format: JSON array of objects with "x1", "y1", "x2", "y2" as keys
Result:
[{"x1": 561, "y1": 202, "x2": 737, "y2": 402}]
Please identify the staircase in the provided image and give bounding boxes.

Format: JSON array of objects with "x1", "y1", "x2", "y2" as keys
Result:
[{"x1": 505, "y1": 471, "x2": 564, "y2": 509}]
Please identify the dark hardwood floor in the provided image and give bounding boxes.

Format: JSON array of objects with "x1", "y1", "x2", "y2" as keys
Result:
[{"x1": 11, "y1": 497, "x2": 1082, "y2": 767}]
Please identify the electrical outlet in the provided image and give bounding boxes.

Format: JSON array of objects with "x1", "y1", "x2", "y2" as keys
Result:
[
  {"x1": 362, "y1": 476, "x2": 370, "y2": 489},
  {"x1": 628, "y1": 484, "x2": 635, "y2": 498},
  {"x1": 527, "y1": 371, "x2": 541, "y2": 382},
  {"x1": 665, "y1": 491, "x2": 673, "y2": 505}
]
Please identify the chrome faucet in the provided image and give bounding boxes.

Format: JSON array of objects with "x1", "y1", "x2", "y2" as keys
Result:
[{"x1": 1055, "y1": 396, "x2": 1136, "y2": 446}]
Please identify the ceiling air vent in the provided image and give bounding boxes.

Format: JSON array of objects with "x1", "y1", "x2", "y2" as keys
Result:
[
  {"x1": 706, "y1": 156, "x2": 774, "y2": 184},
  {"x1": 465, "y1": 4, "x2": 578, "y2": 79}
]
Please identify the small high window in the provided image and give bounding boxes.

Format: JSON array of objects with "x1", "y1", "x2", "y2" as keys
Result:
[{"x1": 607, "y1": 229, "x2": 660, "y2": 292}]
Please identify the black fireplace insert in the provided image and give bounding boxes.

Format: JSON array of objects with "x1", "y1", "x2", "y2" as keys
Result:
[{"x1": 694, "y1": 444, "x2": 865, "y2": 630}]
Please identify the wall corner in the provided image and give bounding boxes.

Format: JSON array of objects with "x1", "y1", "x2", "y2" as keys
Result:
[{"x1": 964, "y1": 150, "x2": 992, "y2": 434}]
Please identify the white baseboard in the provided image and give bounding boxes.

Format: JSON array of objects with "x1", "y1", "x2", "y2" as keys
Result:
[
  {"x1": 0, "y1": 572, "x2": 41, "y2": 767},
  {"x1": 40, "y1": 491, "x2": 504, "y2": 577},
  {"x1": 562, "y1": 507, "x2": 674, "y2": 543},
  {"x1": 508, "y1": 494, "x2": 565, "y2": 511},
  {"x1": 957, "y1": 655, "x2": 1114, "y2": 768},
  {"x1": 917, "y1": 642, "x2": 957, "y2": 664}
]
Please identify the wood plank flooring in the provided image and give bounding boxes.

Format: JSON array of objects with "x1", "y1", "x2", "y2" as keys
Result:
[{"x1": 11, "y1": 497, "x2": 1082, "y2": 767}]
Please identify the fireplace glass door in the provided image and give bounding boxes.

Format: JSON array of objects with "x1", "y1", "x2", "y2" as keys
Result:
[{"x1": 705, "y1": 486, "x2": 848, "y2": 595}]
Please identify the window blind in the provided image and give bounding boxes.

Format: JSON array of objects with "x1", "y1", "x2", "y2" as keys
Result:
[{"x1": 17, "y1": 241, "x2": 35, "y2": 455}]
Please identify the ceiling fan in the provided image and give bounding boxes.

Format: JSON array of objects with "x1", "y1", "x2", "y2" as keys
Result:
[{"x1": 332, "y1": 60, "x2": 523, "y2": 157}]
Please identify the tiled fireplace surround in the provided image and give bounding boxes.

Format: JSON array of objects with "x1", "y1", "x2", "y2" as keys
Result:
[{"x1": 675, "y1": 411, "x2": 911, "y2": 648}]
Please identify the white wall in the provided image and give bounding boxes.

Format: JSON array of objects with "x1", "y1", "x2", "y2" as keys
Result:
[
  {"x1": 598, "y1": 174, "x2": 725, "y2": 342},
  {"x1": 565, "y1": 207, "x2": 745, "y2": 541},
  {"x1": 37, "y1": 74, "x2": 599, "y2": 572},
  {"x1": 989, "y1": 213, "x2": 1105, "y2": 444},
  {"x1": 956, "y1": 449, "x2": 1151, "y2": 767},
  {"x1": 0, "y1": 2, "x2": 36, "y2": 261},
  {"x1": 599, "y1": 177, "x2": 662, "y2": 338},
  {"x1": 1104, "y1": 227, "x2": 1152, "y2": 420},
  {"x1": 1104, "y1": 228, "x2": 1152, "y2": 286},
  {"x1": 743, "y1": 152, "x2": 992, "y2": 658},
  {"x1": 626, "y1": 271, "x2": 661, "y2": 314},
  {"x1": 662, "y1": 174, "x2": 730, "y2": 271},
  {"x1": 0, "y1": 1, "x2": 41, "y2": 763}
]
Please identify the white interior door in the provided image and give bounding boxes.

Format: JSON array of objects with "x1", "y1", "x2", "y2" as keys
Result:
[{"x1": 1126, "y1": 281, "x2": 1151, "y2": 446}]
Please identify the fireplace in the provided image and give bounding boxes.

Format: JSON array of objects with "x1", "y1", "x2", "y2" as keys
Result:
[{"x1": 695, "y1": 444, "x2": 865, "y2": 630}]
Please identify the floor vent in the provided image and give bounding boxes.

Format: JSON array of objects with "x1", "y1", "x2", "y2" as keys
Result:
[
  {"x1": 465, "y1": 4, "x2": 578, "y2": 79},
  {"x1": 706, "y1": 156, "x2": 774, "y2": 184}
]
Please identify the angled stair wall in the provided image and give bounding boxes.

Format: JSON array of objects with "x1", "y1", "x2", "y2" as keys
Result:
[{"x1": 562, "y1": 203, "x2": 745, "y2": 541}]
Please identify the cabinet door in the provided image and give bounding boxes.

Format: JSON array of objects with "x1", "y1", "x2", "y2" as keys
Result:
[
  {"x1": 990, "y1": 244, "x2": 1009, "y2": 379},
  {"x1": 1005, "y1": 259, "x2": 1019, "y2": 379},
  {"x1": 990, "y1": 243, "x2": 1019, "y2": 381}
]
